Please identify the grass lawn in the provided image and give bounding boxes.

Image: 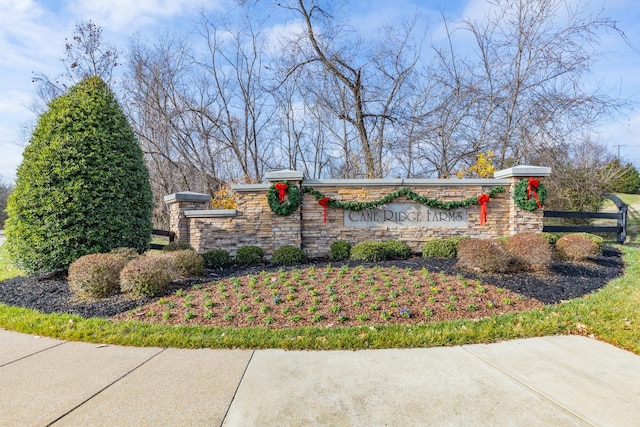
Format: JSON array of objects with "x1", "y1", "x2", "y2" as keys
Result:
[
  {"x1": 1, "y1": 242, "x2": 639, "y2": 353},
  {"x1": 0, "y1": 244, "x2": 24, "y2": 281}
]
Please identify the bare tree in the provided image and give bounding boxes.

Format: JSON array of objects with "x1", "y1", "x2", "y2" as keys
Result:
[
  {"x1": 398, "y1": 0, "x2": 631, "y2": 180},
  {"x1": 275, "y1": 0, "x2": 421, "y2": 178},
  {"x1": 118, "y1": 0, "x2": 632, "y2": 220},
  {"x1": 192, "y1": 11, "x2": 277, "y2": 181},
  {"x1": 530, "y1": 136, "x2": 623, "y2": 212},
  {"x1": 123, "y1": 9, "x2": 284, "y2": 225},
  {"x1": 272, "y1": 78, "x2": 334, "y2": 178},
  {"x1": 32, "y1": 20, "x2": 120, "y2": 111},
  {"x1": 124, "y1": 33, "x2": 225, "y2": 226},
  {"x1": 463, "y1": 0, "x2": 628, "y2": 168}
]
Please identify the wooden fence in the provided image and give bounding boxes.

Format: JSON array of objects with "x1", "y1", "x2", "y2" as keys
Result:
[{"x1": 542, "y1": 194, "x2": 628, "y2": 244}]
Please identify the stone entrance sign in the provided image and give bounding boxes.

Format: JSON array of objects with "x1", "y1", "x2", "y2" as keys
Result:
[
  {"x1": 344, "y1": 203, "x2": 467, "y2": 228},
  {"x1": 165, "y1": 165, "x2": 552, "y2": 258}
]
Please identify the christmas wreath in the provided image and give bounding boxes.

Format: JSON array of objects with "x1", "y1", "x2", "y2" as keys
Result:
[
  {"x1": 267, "y1": 181, "x2": 302, "y2": 216},
  {"x1": 513, "y1": 177, "x2": 547, "y2": 211}
]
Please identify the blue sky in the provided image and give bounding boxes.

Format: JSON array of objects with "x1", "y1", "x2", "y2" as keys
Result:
[{"x1": 1, "y1": 0, "x2": 639, "y2": 182}]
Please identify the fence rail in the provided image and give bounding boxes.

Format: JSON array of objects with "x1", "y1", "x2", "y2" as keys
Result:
[
  {"x1": 542, "y1": 194, "x2": 628, "y2": 244},
  {"x1": 150, "y1": 229, "x2": 175, "y2": 250}
]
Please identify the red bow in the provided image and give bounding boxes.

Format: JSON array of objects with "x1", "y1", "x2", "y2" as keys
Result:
[
  {"x1": 275, "y1": 182, "x2": 288, "y2": 204},
  {"x1": 319, "y1": 197, "x2": 330, "y2": 222},
  {"x1": 478, "y1": 193, "x2": 490, "y2": 225},
  {"x1": 527, "y1": 177, "x2": 541, "y2": 208}
]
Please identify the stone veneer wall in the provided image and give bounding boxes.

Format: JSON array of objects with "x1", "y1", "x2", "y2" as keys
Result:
[{"x1": 164, "y1": 166, "x2": 550, "y2": 259}]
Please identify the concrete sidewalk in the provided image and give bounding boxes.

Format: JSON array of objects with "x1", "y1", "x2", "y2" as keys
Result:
[{"x1": 1, "y1": 329, "x2": 639, "y2": 426}]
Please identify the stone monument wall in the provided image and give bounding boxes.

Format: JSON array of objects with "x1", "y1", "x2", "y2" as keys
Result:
[{"x1": 164, "y1": 166, "x2": 550, "y2": 259}]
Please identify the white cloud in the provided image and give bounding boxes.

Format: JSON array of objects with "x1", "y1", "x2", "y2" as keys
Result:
[
  {"x1": 67, "y1": 0, "x2": 228, "y2": 32},
  {"x1": 264, "y1": 20, "x2": 306, "y2": 53}
]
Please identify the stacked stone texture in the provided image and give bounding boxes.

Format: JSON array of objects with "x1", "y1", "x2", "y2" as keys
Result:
[
  {"x1": 301, "y1": 184, "x2": 510, "y2": 258},
  {"x1": 164, "y1": 168, "x2": 548, "y2": 259}
]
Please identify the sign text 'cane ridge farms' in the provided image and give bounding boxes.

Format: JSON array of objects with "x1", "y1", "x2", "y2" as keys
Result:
[{"x1": 344, "y1": 203, "x2": 468, "y2": 228}]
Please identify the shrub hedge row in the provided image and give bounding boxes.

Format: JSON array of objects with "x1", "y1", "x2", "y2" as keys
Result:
[{"x1": 67, "y1": 232, "x2": 606, "y2": 299}]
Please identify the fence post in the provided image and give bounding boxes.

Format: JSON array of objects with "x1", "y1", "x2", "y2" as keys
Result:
[
  {"x1": 606, "y1": 194, "x2": 628, "y2": 245},
  {"x1": 618, "y1": 204, "x2": 628, "y2": 244}
]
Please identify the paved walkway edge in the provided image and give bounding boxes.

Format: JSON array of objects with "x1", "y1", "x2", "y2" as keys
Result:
[{"x1": 1, "y1": 329, "x2": 639, "y2": 427}]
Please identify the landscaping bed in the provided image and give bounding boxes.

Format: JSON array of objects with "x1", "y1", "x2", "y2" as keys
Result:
[{"x1": 0, "y1": 247, "x2": 624, "y2": 329}]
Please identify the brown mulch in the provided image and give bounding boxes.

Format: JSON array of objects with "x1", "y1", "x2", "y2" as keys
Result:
[{"x1": 0, "y1": 247, "x2": 624, "y2": 329}]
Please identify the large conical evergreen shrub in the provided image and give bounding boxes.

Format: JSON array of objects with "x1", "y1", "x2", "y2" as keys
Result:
[{"x1": 5, "y1": 76, "x2": 153, "y2": 273}]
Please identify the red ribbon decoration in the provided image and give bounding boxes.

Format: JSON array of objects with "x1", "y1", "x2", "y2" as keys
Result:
[
  {"x1": 319, "y1": 197, "x2": 330, "y2": 222},
  {"x1": 478, "y1": 193, "x2": 490, "y2": 225},
  {"x1": 274, "y1": 182, "x2": 288, "y2": 204},
  {"x1": 526, "y1": 177, "x2": 542, "y2": 208}
]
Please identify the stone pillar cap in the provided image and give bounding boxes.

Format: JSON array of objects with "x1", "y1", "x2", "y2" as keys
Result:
[
  {"x1": 164, "y1": 192, "x2": 212, "y2": 204},
  {"x1": 265, "y1": 170, "x2": 304, "y2": 182},
  {"x1": 494, "y1": 165, "x2": 551, "y2": 179}
]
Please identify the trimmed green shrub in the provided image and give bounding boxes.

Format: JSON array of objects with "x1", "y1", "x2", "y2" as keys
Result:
[
  {"x1": 422, "y1": 236, "x2": 467, "y2": 258},
  {"x1": 423, "y1": 239, "x2": 452, "y2": 258},
  {"x1": 120, "y1": 254, "x2": 176, "y2": 297},
  {"x1": 202, "y1": 249, "x2": 232, "y2": 269},
  {"x1": 109, "y1": 247, "x2": 140, "y2": 263},
  {"x1": 504, "y1": 233, "x2": 553, "y2": 271},
  {"x1": 350, "y1": 241, "x2": 388, "y2": 262},
  {"x1": 329, "y1": 240, "x2": 352, "y2": 261},
  {"x1": 383, "y1": 240, "x2": 412, "y2": 259},
  {"x1": 167, "y1": 249, "x2": 203, "y2": 277},
  {"x1": 456, "y1": 239, "x2": 517, "y2": 273},
  {"x1": 4, "y1": 76, "x2": 153, "y2": 274},
  {"x1": 555, "y1": 234, "x2": 600, "y2": 261},
  {"x1": 68, "y1": 253, "x2": 126, "y2": 299},
  {"x1": 162, "y1": 241, "x2": 195, "y2": 252},
  {"x1": 271, "y1": 245, "x2": 306, "y2": 265},
  {"x1": 236, "y1": 245, "x2": 265, "y2": 265}
]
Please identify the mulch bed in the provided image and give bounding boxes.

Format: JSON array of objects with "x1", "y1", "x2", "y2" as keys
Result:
[{"x1": 0, "y1": 247, "x2": 624, "y2": 328}]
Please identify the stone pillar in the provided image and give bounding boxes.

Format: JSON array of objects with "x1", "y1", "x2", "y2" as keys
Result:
[
  {"x1": 494, "y1": 165, "x2": 551, "y2": 236},
  {"x1": 163, "y1": 192, "x2": 212, "y2": 244},
  {"x1": 265, "y1": 170, "x2": 304, "y2": 250}
]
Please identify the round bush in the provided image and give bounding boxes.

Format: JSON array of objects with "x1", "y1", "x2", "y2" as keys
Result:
[
  {"x1": 236, "y1": 245, "x2": 265, "y2": 265},
  {"x1": 456, "y1": 239, "x2": 517, "y2": 273},
  {"x1": 350, "y1": 241, "x2": 388, "y2": 262},
  {"x1": 329, "y1": 240, "x2": 352, "y2": 261},
  {"x1": 68, "y1": 253, "x2": 126, "y2": 299},
  {"x1": 120, "y1": 255, "x2": 176, "y2": 297},
  {"x1": 575, "y1": 233, "x2": 604, "y2": 253},
  {"x1": 4, "y1": 76, "x2": 153, "y2": 274},
  {"x1": 271, "y1": 245, "x2": 306, "y2": 265},
  {"x1": 555, "y1": 234, "x2": 600, "y2": 261},
  {"x1": 383, "y1": 240, "x2": 412, "y2": 259},
  {"x1": 167, "y1": 249, "x2": 203, "y2": 277},
  {"x1": 423, "y1": 237, "x2": 468, "y2": 258},
  {"x1": 202, "y1": 249, "x2": 232, "y2": 268},
  {"x1": 162, "y1": 241, "x2": 195, "y2": 252},
  {"x1": 504, "y1": 232, "x2": 553, "y2": 271}
]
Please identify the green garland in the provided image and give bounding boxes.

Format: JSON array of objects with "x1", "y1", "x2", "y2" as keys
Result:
[
  {"x1": 267, "y1": 181, "x2": 302, "y2": 216},
  {"x1": 513, "y1": 178, "x2": 547, "y2": 211},
  {"x1": 303, "y1": 186, "x2": 505, "y2": 211}
]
